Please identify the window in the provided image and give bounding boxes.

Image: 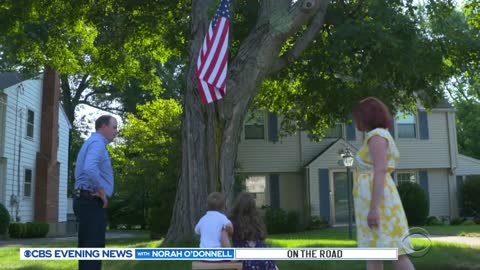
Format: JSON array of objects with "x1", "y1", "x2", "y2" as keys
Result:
[
  {"x1": 396, "y1": 171, "x2": 418, "y2": 185},
  {"x1": 396, "y1": 112, "x2": 416, "y2": 139},
  {"x1": 324, "y1": 124, "x2": 342, "y2": 138},
  {"x1": 245, "y1": 175, "x2": 266, "y2": 208},
  {"x1": 26, "y1": 109, "x2": 34, "y2": 138},
  {"x1": 244, "y1": 111, "x2": 265, "y2": 140},
  {"x1": 24, "y1": 169, "x2": 32, "y2": 197}
]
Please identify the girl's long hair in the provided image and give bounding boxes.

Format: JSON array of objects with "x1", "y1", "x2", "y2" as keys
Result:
[{"x1": 230, "y1": 192, "x2": 267, "y2": 241}]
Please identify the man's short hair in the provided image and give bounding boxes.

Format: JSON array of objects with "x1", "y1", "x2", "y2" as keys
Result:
[
  {"x1": 207, "y1": 192, "x2": 226, "y2": 211},
  {"x1": 95, "y1": 115, "x2": 112, "y2": 130}
]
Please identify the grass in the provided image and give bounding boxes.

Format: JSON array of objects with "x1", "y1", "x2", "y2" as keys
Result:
[
  {"x1": 0, "y1": 226, "x2": 479, "y2": 270},
  {"x1": 421, "y1": 225, "x2": 480, "y2": 237}
]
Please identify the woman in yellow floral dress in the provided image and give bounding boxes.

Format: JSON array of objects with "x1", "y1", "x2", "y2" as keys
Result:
[{"x1": 352, "y1": 97, "x2": 415, "y2": 270}]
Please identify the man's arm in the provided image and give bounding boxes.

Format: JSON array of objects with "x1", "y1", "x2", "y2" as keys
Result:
[
  {"x1": 82, "y1": 141, "x2": 104, "y2": 190},
  {"x1": 83, "y1": 141, "x2": 108, "y2": 208}
]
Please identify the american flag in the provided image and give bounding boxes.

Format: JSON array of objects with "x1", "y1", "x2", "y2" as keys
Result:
[{"x1": 196, "y1": 0, "x2": 230, "y2": 104}]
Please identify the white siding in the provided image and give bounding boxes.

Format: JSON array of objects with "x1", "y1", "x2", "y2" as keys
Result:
[
  {"x1": 3, "y1": 80, "x2": 43, "y2": 222},
  {"x1": 428, "y1": 169, "x2": 450, "y2": 217},
  {"x1": 57, "y1": 107, "x2": 71, "y2": 222}
]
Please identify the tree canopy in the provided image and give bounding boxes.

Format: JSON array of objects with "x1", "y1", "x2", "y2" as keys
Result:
[
  {"x1": 2, "y1": 0, "x2": 480, "y2": 243},
  {"x1": 109, "y1": 99, "x2": 182, "y2": 230}
]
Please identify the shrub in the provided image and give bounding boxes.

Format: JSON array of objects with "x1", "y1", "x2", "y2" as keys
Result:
[
  {"x1": 264, "y1": 207, "x2": 300, "y2": 234},
  {"x1": 286, "y1": 210, "x2": 300, "y2": 232},
  {"x1": 264, "y1": 207, "x2": 287, "y2": 234},
  {"x1": 0, "y1": 203, "x2": 10, "y2": 235},
  {"x1": 450, "y1": 217, "x2": 465, "y2": 226},
  {"x1": 426, "y1": 216, "x2": 443, "y2": 226},
  {"x1": 9, "y1": 222, "x2": 49, "y2": 238},
  {"x1": 26, "y1": 222, "x2": 49, "y2": 238},
  {"x1": 9, "y1": 223, "x2": 26, "y2": 238},
  {"x1": 461, "y1": 177, "x2": 480, "y2": 217},
  {"x1": 308, "y1": 216, "x2": 329, "y2": 230},
  {"x1": 397, "y1": 181, "x2": 429, "y2": 226}
]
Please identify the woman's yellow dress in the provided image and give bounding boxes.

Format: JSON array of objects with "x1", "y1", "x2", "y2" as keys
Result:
[{"x1": 354, "y1": 128, "x2": 411, "y2": 254}]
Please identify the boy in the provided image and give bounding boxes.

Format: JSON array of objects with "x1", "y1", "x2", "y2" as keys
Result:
[{"x1": 195, "y1": 192, "x2": 233, "y2": 248}]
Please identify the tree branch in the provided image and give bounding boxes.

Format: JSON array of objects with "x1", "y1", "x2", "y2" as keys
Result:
[
  {"x1": 269, "y1": 0, "x2": 331, "y2": 74},
  {"x1": 77, "y1": 74, "x2": 90, "y2": 92},
  {"x1": 455, "y1": 77, "x2": 470, "y2": 101},
  {"x1": 72, "y1": 75, "x2": 89, "y2": 104},
  {"x1": 348, "y1": 0, "x2": 365, "y2": 17},
  {"x1": 78, "y1": 101, "x2": 124, "y2": 114}
]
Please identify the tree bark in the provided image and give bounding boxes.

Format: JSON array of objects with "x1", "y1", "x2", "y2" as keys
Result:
[{"x1": 164, "y1": 0, "x2": 330, "y2": 244}]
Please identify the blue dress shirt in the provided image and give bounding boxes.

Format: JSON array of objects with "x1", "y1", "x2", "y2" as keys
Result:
[{"x1": 74, "y1": 132, "x2": 114, "y2": 197}]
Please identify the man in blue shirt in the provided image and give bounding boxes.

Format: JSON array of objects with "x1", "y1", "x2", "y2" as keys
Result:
[{"x1": 73, "y1": 115, "x2": 117, "y2": 270}]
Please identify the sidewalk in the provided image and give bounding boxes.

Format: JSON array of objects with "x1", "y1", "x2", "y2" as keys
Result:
[{"x1": 0, "y1": 230, "x2": 147, "y2": 247}]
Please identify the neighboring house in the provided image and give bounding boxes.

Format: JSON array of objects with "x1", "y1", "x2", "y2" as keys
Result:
[
  {"x1": 237, "y1": 102, "x2": 480, "y2": 227},
  {"x1": 0, "y1": 71, "x2": 72, "y2": 236}
]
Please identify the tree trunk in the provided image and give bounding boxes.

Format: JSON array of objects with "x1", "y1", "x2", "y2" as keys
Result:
[{"x1": 164, "y1": 0, "x2": 329, "y2": 244}]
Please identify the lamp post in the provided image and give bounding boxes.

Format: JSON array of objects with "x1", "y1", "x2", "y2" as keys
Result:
[{"x1": 340, "y1": 147, "x2": 354, "y2": 239}]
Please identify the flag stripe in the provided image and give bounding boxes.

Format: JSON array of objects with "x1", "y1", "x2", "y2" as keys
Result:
[
  {"x1": 196, "y1": 0, "x2": 230, "y2": 104},
  {"x1": 199, "y1": 18, "x2": 227, "y2": 80}
]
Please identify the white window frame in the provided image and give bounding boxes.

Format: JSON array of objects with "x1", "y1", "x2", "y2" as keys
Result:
[
  {"x1": 244, "y1": 175, "x2": 267, "y2": 208},
  {"x1": 244, "y1": 111, "x2": 266, "y2": 140},
  {"x1": 395, "y1": 112, "x2": 417, "y2": 139},
  {"x1": 24, "y1": 168, "x2": 33, "y2": 197},
  {"x1": 395, "y1": 171, "x2": 418, "y2": 185},
  {"x1": 26, "y1": 108, "x2": 35, "y2": 139}
]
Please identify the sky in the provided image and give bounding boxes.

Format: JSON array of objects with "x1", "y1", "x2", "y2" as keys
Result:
[{"x1": 76, "y1": 104, "x2": 123, "y2": 136}]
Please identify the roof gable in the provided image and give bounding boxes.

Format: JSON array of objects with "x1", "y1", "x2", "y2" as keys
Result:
[
  {"x1": 0, "y1": 72, "x2": 25, "y2": 90},
  {"x1": 305, "y1": 138, "x2": 358, "y2": 169}
]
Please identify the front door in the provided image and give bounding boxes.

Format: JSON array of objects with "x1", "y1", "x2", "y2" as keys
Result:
[{"x1": 331, "y1": 171, "x2": 354, "y2": 225}]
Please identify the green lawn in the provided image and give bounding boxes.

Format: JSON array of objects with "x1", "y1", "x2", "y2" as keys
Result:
[
  {"x1": 422, "y1": 225, "x2": 480, "y2": 237},
  {"x1": 0, "y1": 226, "x2": 479, "y2": 270}
]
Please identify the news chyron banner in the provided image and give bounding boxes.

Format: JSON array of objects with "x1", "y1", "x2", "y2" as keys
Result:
[{"x1": 20, "y1": 248, "x2": 397, "y2": 261}]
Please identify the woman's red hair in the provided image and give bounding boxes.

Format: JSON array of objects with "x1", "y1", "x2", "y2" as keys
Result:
[{"x1": 352, "y1": 97, "x2": 392, "y2": 131}]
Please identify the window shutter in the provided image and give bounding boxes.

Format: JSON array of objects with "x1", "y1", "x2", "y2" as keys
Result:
[
  {"x1": 346, "y1": 118, "x2": 356, "y2": 141},
  {"x1": 419, "y1": 170, "x2": 429, "y2": 201},
  {"x1": 389, "y1": 116, "x2": 395, "y2": 137},
  {"x1": 456, "y1": 176, "x2": 464, "y2": 215},
  {"x1": 269, "y1": 174, "x2": 280, "y2": 209},
  {"x1": 418, "y1": 110, "x2": 429, "y2": 140},
  {"x1": 268, "y1": 112, "x2": 278, "y2": 142},
  {"x1": 319, "y1": 169, "x2": 330, "y2": 223}
]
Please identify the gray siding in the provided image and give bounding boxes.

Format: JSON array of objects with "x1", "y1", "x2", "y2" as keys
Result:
[
  {"x1": 428, "y1": 169, "x2": 450, "y2": 217},
  {"x1": 237, "y1": 133, "x2": 301, "y2": 173},
  {"x1": 278, "y1": 172, "x2": 305, "y2": 214},
  {"x1": 396, "y1": 113, "x2": 450, "y2": 169}
]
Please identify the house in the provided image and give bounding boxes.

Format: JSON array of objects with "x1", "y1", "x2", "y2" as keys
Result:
[
  {"x1": 0, "y1": 70, "x2": 72, "y2": 236},
  {"x1": 236, "y1": 102, "x2": 480, "y2": 226}
]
